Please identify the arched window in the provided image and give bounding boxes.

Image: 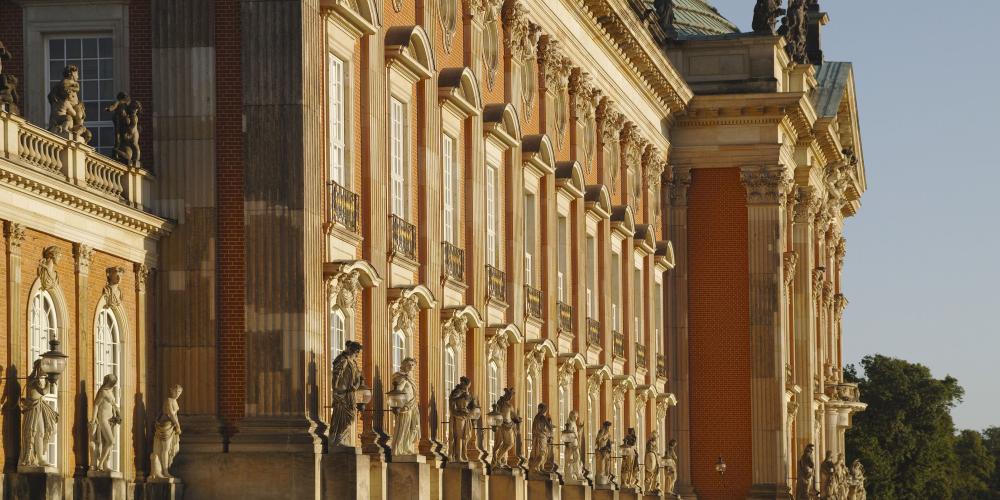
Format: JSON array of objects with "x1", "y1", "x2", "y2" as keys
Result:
[
  {"x1": 330, "y1": 309, "x2": 347, "y2": 361},
  {"x1": 94, "y1": 308, "x2": 121, "y2": 470},
  {"x1": 392, "y1": 328, "x2": 406, "y2": 373},
  {"x1": 487, "y1": 361, "x2": 500, "y2": 448},
  {"x1": 557, "y1": 385, "x2": 568, "y2": 464},
  {"x1": 28, "y1": 289, "x2": 59, "y2": 466},
  {"x1": 613, "y1": 402, "x2": 623, "y2": 452}
]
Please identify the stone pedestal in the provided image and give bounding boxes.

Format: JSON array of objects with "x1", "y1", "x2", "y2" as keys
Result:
[
  {"x1": 488, "y1": 468, "x2": 526, "y2": 500},
  {"x1": 561, "y1": 480, "x2": 592, "y2": 500},
  {"x1": 387, "y1": 455, "x2": 430, "y2": 500},
  {"x1": 82, "y1": 470, "x2": 126, "y2": 500},
  {"x1": 144, "y1": 477, "x2": 184, "y2": 500},
  {"x1": 323, "y1": 447, "x2": 371, "y2": 500},
  {"x1": 642, "y1": 493, "x2": 661, "y2": 500},
  {"x1": 428, "y1": 460, "x2": 445, "y2": 500},
  {"x1": 11, "y1": 469, "x2": 63, "y2": 500},
  {"x1": 526, "y1": 472, "x2": 561, "y2": 500},
  {"x1": 618, "y1": 488, "x2": 641, "y2": 500},
  {"x1": 593, "y1": 484, "x2": 618, "y2": 500},
  {"x1": 443, "y1": 462, "x2": 486, "y2": 500}
]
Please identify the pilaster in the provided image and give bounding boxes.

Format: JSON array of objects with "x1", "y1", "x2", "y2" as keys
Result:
[
  {"x1": 72, "y1": 242, "x2": 93, "y2": 476},
  {"x1": 790, "y1": 186, "x2": 819, "y2": 475},
  {"x1": 3, "y1": 220, "x2": 25, "y2": 472}
]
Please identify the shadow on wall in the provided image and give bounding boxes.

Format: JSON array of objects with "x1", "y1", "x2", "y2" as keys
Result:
[
  {"x1": 2, "y1": 364, "x2": 22, "y2": 473},
  {"x1": 72, "y1": 380, "x2": 89, "y2": 474}
]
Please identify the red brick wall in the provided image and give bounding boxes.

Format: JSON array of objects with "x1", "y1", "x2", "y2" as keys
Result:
[
  {"x1": 128, "y1": 0, "x2": 153, "y2": 171},
  {"x1": 686, "y1": 167, "x2": 752, "y2": 500},
  {"x1": 215, "y1": 0, "x2": 245, "y2": 431}
]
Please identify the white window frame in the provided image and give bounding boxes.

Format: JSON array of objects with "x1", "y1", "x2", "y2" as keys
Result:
[
  {"x1": 557, "y1": 216, "x2": 567, "y2": 301},
  {"x1": 611, "y1": 251, "x2": 621, "y2": 330},
  {"x1": 390, "y1": 97, "x2": 407, "y2": 218},
  {"x1": 486, "y1": 163, "x2": 499, "y2": 267},
  {"x1": 330, "y1": 309, "x2": 347, "y2": 361},
  {"x1": 391, "y1": 328, "x2": 407, "y2": 373},
  {"x1": 94, "y1": 307, "x2": 122, "y2": 471},
  {"x1": 442, "y1": 134, "x2": 456, "y2": 244},
  {"x1": 44, "y1": 34, "x2": 117, "y2": 155},
  {"x1": 29, "y1": 289, "x2": 59, "y2": 467},
  {"x1": 586, "y1": 235, "x2": 596, "y2": 317},
  {"x1": 524, "y1": 192, "x2": 536, "y2": 286},
  {"x1": 327, "y1": 53, "x2": 348, "y2": 186}
]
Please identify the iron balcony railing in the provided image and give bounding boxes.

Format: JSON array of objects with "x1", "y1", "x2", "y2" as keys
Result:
[
  {"x1": 486, "y1": 265, "x2": 507, "y2": 303},
  {"x1": 657, "y1": 354, "x2": 667, "y2": 379},
  {"x1": 525, "y1": 285, "x2": 543, "y2": 320},
  {"x1": 389, "y1": 215, "x2": 416, "y2": 260},
  {"x1": 327, "y1": 181, "x2": 359, "y2": 232},
  {"x1": 442, "y1": 241, "x2": 465, "y2": 283},
  {"x1": 587, "y1": 318, "x2": 601, "y2": 346},
  {"x1": 557, "y1": 302, "x2": 573, "y2": 333},
  {"x1": 612, "y1": 331, "x2": 625, "y2": 358},
  {"x1": 635, "y1": 343, "x2": 647, "y2": 368}
]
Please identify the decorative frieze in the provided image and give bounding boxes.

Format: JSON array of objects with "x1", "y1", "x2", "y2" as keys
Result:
[{"x1": 740, "y1": 166, "x2": 792, "y2": 205}]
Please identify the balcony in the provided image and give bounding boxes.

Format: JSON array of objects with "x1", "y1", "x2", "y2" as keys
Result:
[
  {"x1": 635, "y1": 343, "x2": 647, "y2": 368},
  {"x1": 826, "y1": 382, "x2": 860, "y2": 403},
  {"x1": 442, "y1": 242, "x2": 465, "y2": 283},
  {"x1": 389, "y1": 215, "x2": 416, "y2": 260},
  {"x1": 612, "y1": 331, "x2": 625, "y2": 358},
  {"x1": 557, "y1": 302, "x2": 573, "y2": 333},
  {"x1": 486, "y1": 265, "x2": 506, "y2": 303},
  {"x1": 586, "y1": 318, "x2": 601, "y2": 346},
  {"x1": 326, "y1": 181, "x2": 359, "y2": 233},
  {"x1": 656, "y1": 354, "x2": 667, "y2": 379},
  {"x1": 525, "y1": 285, "x2": 543, "y2": 320},
  {"x1": 0, "y1": 109, "x2": 150, "y2": 208}
]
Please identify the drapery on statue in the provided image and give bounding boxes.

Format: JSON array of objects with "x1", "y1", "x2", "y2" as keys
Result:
[
  {"x1": 37, "y1": 246, "x2": 61, "y2": 291},
  {"x1": 329, "y1": 341, "x2": 364, "y2": 447},
  {"x1": 389, "y1": 357, "x2": 420, "y2": 456},
  {"x1": 820, "y1": 450, "x2": 837, "y2": 499},
  {"x1": 562, "y1": 410, "x2": 582, "y2": 481},
  {"x1": 527, "y1": 403, "x2": 554, "y2": 473},
  {"x1": 490, "y1": 387, "x2": 518, "y2": 469},
  {"x1": 642, "y1": 431, "x2": 660, "y2": 494},
  {"x1": 796, "y1": 443, "x2": 816, "y2": 500},
  {"x1": 89, "y1": 373, "x2": 121, "y2": 471},
  {"x1": 752, "y1": 0, "x2": 785, "y2": 34},
  {"x1": 0, "y1": 40, "x2": 19, "y2": 114},
  {"x1": 835, "y1": 453, "x2": 850, "y2": 499},
  {"x1": 847, "y1": 459, "x2": 866, "y2": 500},
  {"x1": 663, "y1": 438, "x2": 679, "y2": 495},
  {"x1": 106, "y1": 92, "x2": 142, "y2": 167},
  {"x1": 448, "y1": 376, "x2": 473, "y2": 462},
  {"x1": 594, "y1": 420, "x2": 613, "y2": 485},
  {"x1": 148, "y1": 384, "x2": 182, "y2": 480},
  {"x1": 18, "y1": 360, "x2": 58, "y2": 468},
  {"x1": 47, "y1": 64, "x2": 92, "y2": 141},
  {"x1": 619, "y1": 428, "x2": 640, "y2": 489},
  {"x1": 780, "y1": 0, "x2": 808, "y2": 63}
]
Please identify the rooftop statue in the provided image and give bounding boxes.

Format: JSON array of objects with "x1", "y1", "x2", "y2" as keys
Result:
[
  {"x1": 47, "y1": 65, "x2": 92, "y2": 142},
  {"x1": 106, "y1": 92, "x2": 142, "y2": 168},
  {"x1": 0, "y1": 40, "x2": 19, "y2": 114},
  {"x1": 752, "y1": 0, "x2": 786, "y2": 34},
  {"x1": 780, "y1": 0, "x2": 809, "y2": 64}
]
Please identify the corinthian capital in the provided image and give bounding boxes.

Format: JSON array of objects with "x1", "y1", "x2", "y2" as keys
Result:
[
  {"x1": 668, "y1": 166, "x2": 692, "y2": 206},
  {"x1": 538, "y1": 37, "x2": 571, "y2": 91},
  {"x1": 783, "y1": 251, "x2": 799, "y2": 290},
  {"x1": 620, "y1": 122, "x2": 642, "y2": 167},
  {"x1": 503, "y1": 1, "x2": 540, "y2": 61},
  {"x1": 568, "y1": 69, "x2": 597, "y2": 119},
  {"x1": 740, "y1": 166, "x2": 792, "y2": 205},
  {"x1": 596, "y1": 99, "x2": 623, "y2": 146},
  {"x1": 793, "y1": 186, "x2": 821, "y2": 223}
]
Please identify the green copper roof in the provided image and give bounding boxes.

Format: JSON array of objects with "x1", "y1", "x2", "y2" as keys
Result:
[{"x1": 672, "y1": 0, "x2": 740, "y2": 38}]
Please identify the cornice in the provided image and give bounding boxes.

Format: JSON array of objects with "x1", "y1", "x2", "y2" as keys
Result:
[{"x1": 678, "y1": 93, "x2": 815, "y2": 135}]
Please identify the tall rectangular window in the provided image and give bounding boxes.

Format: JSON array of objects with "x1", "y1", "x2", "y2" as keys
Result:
[
  {"x1": 390, "y1": 98, "x2": 406, "y2": 217},
  {"x1": 634, "y1": 267, "x2": 643, "y2": 340},
  {"x1": 557, "y1": 216, "x2": 567, "y2": 301},
  {"x1": 524, "y1": 193, "x2": 535, "y2": 285},
  {"x1": 656, "y1": 282, "x2": 664, "y2": 354},
  {"x1": 327, "y1": 54, "x2": 346, "y2": 185},
  {"x1": 442, "y1": 135, "x2": 456, "y2": 243},
  {"x1": 46, "y1": 36, "x2": 114, "y2": 155},
  {"x1": 586, "y1": 236, "x2": 596, "y2": 317},
  {"x1": 611, "y1": 251, "x2": 620, "y2": 329},
  {"x1": 486, "y1": 164, "x2": 498, "y2": 266}
]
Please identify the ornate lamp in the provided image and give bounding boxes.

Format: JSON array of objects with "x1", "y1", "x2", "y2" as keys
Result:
[
  {"x1": 385, "y1": 385, "x2": 409, "y2": 411},
  {"x1": 469, "y1": 399, "x2": 482, "y2": 421},
  {"x1": 486, "y1": 408, "x2": 503, "y2": 428},
  {"x1": 715, "y1": 456, "x2": 727, "y2": 476},
  {"x1": 354, "y1": 379, "x2": 373, "y2": 411},
  {"x1": 39, "y1": 337, "x2": 68, "y2": 385}
]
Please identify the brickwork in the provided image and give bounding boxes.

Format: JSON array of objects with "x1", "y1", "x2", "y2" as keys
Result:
[
  {"x1": 0, "y1": 3, "x2": 23, "y2": 110},
  {"x1": 128, "y1": 0, "x2": 153, "y2": 171}
]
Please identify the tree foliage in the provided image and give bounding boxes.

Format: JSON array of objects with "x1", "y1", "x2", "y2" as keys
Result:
[{"x1": 955, "y1": 429, "x2": 996, "y2": 499}]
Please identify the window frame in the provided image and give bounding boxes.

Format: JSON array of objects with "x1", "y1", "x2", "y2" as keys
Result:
[
  {"x1": 327, "y1": 52, "x2": 350, "y2": 187},
  {"x1": 442, "y1": 134, "x2": 457, "y2": 244},
  {"x1": 94, "y1": 306, "x2": 122, "y2": 471},
  {"x1": 390, "y1": 97, "x2": 408, "y2": 219}
]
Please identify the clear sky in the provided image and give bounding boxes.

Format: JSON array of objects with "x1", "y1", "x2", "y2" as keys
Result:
[{"x1": 704, "y1": 0, "x2": 1000, "y2": 431}]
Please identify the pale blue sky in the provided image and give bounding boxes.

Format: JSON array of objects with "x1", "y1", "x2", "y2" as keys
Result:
[{"x1": 705, "y1": 0, "x2": 999, "y2": 430}]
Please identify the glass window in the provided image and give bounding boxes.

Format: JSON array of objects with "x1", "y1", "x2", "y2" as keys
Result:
[
  {"x1": 392, "y1": 328, "x2": 406, "y2": 373},
  {"x1": 328, "y1": 54, "x2": 347, "y2": 186},
  {"x1": 46, "y1": 36, "x2": 115, "y2": 155},
  {"x1": 611, "y1": 252, "x2": 621, "y2": 330},
  {"x1": 526, "y1": 374, "x2": 535, "y2": 453},
  {"x1": 557, "y1": 216, "x2": 567, "y2": 301},
  {"x1": 587, "y1": 236, "x2": 596, "y2": 317},
  {"x1": 28, "y1": 290, "x2": 59, "y2": 466},
  {"x1": 444, "y1": 346, "x2": 456, "y2": 441},
  {"x1": 486, "y1": 164, "x2": 498, "y2": 266},
  {"x1": 443, "y1": 135, "x2": 456, "y2": 244},
  {"x1": 390, "y1": 98, "x2": 406, "y2": 217},
  {"x1": 330, "y1": 309, "x2": 346, "y2": 361},
  {"x1": 95, "y1": 308, "x2": 121, "y2": 470},
  {"x1": 634, "y1": 267, "x2": 643, "y2": 342},
  {"x1": 524, "y1": 193, "x2": 535, "y2": 285}
]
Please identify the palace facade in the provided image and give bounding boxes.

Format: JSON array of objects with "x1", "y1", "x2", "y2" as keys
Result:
[{"x1": 0, "y1": 0, "x2": 867, "y2": 499}]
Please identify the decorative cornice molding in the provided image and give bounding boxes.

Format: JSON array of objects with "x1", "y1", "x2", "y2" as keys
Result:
[{"x1": 740, "y1": 166, "x2": 792, "y2": 205}]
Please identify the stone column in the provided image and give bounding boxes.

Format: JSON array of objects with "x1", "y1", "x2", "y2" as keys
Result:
[
  {"x1": 72, "y1": 243, "x2": 93, "y2": 475},
  {"x1": 791, "y1": 186, "x2": 819, "y2": 469},
  {"x1": 3, "y1": 221, "x2": 25, "y2": 469},
  {"x1": 666, "y1": 167, "x2": 695, "y2": 497},
  {"x1": 741, "y1": 166, "x2": 793, "y2": 499},
  {"x1": 133, "y1": 263, "x2": 151, "y2": 479}
]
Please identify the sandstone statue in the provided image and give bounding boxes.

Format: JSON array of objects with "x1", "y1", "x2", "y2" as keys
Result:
[
  {"x1": 619, "y1": 427, "x2": 640, "y2": 489},
  {"x1": 18, "y1": 360, "x2": 58, "y2": 468},
  {"x1": 594, "y1": 420, "x2": 613, "y2": 485},
  {"x1": 0, "y1": 40, "x2": 19, "y2": 114},
  {"x1": 663, "y1": 438, "x2": 679, "y2": 495},
  {"x1": 835, "y1": 453, "x2": 849, "y2": 499},
  {"x1": 643, "y1": 431, "x2": 660, "y2": 494},
  {"x1": 820, "y1": 450, "x2": 837, "y2": 499},
  {"x1": 148, "y1": 384, "x2": 182, "y2": 480},
  {"x1": 47, "y1": 65, "x2": 92, "y2": 141},
  {"x1": 37, "y1": 246, "x2": 61, "y2": 291},
  {"x1": 490, "y1": 387, "x2": 518, "y2": 468},
  {"x1": 89, "y1": 373, "x2": 121, "y2": 471},
  {"x1": 796, "y1": 443, "x2": 816, "y2": 500},
  {"x1": 847, "y1": 459, "x2": 866, "y2": 500},
  {"x1": 562, "y1": 410, "x2": 582, "y2": 481},
  {"x1": 389, "y1": 357, "x2": 420, "y2": 456},
  {"x1": 527, "y1": 403, "x2": 554, "y2": 473},
  {"x1": 752, "y1": 0, "x2": 785, "y2": 34},
  {"x1": 448, "y1": 376, "x2": 473, "y2": 462},
  {"x1": 329, "y1": 341, "x2": 364, "y2": 447},
  {"x1": 106, "y1": 92, "x2": 142, "y2": 167}
]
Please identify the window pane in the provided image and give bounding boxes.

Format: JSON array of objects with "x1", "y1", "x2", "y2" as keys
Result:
[{"x1": 49, "y1": 39, "x2": 64, "y2": 59}]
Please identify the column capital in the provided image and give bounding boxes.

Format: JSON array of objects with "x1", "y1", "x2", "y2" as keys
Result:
[
  {"x1": 668, "y1": 166, "x2": 691, "y2": 207},
  {"x1": 835, "y1": 236, "x2": 847, "y2": 269},
  {"x1": 3, "y1": 220, "x2": 25, "y2": 253},
  {"x1": 73, "y1": 242, "x2": 94, "y2": 275},
  {"x1": 793, "y1": 186, "x2": 822, "y2": 223},
  {"x1": 133, "y1": 262, "x2": 150, "y2": 294},
  {"x1": 740, "y1": 166, "x2": 792, "y2": 205},
  {"x1": 783, "y1": 251, "x2": 799, "y2": 291}
]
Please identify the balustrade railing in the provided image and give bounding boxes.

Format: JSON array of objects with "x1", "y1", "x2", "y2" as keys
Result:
[
  {"x1": 326, "y1": 181, "x2": 359, "y2": 232},
  {"x1": 635, "y1": 343, "x2": 647, "y2": 368},
  {"x1": 389, "y1": 215, "x2": 416, "y2": 260},
  {"x1": 442, "y1": 242, "x2": 465, "y2": 283},
  {"x1": 486, "y1": 265, "x2": 506, "y2": 303},
  {"x1": 586, "y1": 318, "x2": 601, "y2": 346},
  {"x1": 612, "y1": 331, "x2": 625, "y2": 358},
  {"x1": 525, "y1": 285, "x2": 543, "y2": 319},
  {"x1": 557, "y1": 302, "x2": 573, "y2": 333}
]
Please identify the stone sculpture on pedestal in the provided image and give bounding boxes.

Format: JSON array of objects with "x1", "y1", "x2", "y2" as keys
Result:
[
  {"x1": 106, "y1": 92, "x2": 142, "y2": 167},
  {"x1": 847, "y1": 459, "x2": 866, "y2": 500},
  {"x1": 90, "y1": 373, "x2": 121, "y2": 471},
  {"x1": 18, "y1": 360, "x2": 58, "y2": 469},
  {"x1": 619, "y1": 428, "x2": 640, "y2": 489},
  {"x1": 663, "y1": 438, "x2": 679, "y2": 495},
  {"x1": 0, "y1": 40, "x2": 19, "y2": 114},
  {"x1": 527, "y1": 403, "x2": 554, "y2": 473},
  {"x1": 835, "y1": 453, "x2": 849, "y2": 499},
  {"x1": 47, "y1": 65, "x2": 92, "y2": 141},
  {"x1": 642, "y1": 432, "x2": 660, "y2": 493},
  {"x1": 148, "y1": 385, "x2": 183, "y2": 480},
  {"x1": 820, "y1": 450, "x2": 836, "y2": 499},
  {"x1": 594, "y1": 421, "x2": 613, "y2": 486},
  {"x1": 562, "y1": 410, "x2": 582, "y2": 481},
  {"x1": 330, "y1": 341, "x2": 364, "y2": 447},
  {"x1": 389, "y1": 357, "x2": 420, "y2": 456},
  {"x1": 490, "y1": 387, "x2": 518, "y2": 469},
  {"x1": 796, "y1": 443, "x2": 816, "y2": 500},
  {"x1": 448, "y1": 377, "x2": 473, "y2": 462}
]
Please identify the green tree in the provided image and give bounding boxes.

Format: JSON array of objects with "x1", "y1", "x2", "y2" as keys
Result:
[
  {"x1": 844, "y1": 355, "x2": 964, "y2": 499},
  {"x1": 982, "y1": 427, "x2": 1000, "y2": 499},
  {"x1": 954, "y1": 429, "x2": 996, "y2": 499}
]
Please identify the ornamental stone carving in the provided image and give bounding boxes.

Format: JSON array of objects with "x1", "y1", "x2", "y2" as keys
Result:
[
  {"x1": 389, "y1": 357, "x2": 420, "y2": 456},
  {"x1": 47, "y1": 65, "x2": 92, "y2": 141},
  {"x1": 835, "y1": 237, "x2": 847, "y2": 268},
  {"x1": 330, "y1": 342, "x2": 364, "y2": 448},
  {"x1": 90, "y1": 374, "x2": 121, "y2": 472},
  {"x1": 793, "y1": 186, "x2": 821, "y2": 223},
  {"x1": 478, "y1": 0, "x2": 503, "y2": 90},
  {"x1": 811, "y1": 268, "x2": 826, "y2": 298},
  {"x1": 389, "y1": 295, "x2": 421, "y2": 337},
  {"x1": 447, "y1": 377, "x2": 474, "y2": 462},
  {"x1": 783, "y1": 251, "x2": 799, "y2": 290},
  {"x1": 669, "y1": 167, "x2": 692, "y2": 207},
  {"x1": 134, "y1": 263, "x2": 150, "y2": 293},
  {"x1": 796, "y1": 444, "x2": 816, "y2": 500},
  {"x1": 442, "y1": 314, "x2": 469, "y2": 352},
  {"x1": 586, "y1": 371, "x2": 604, "y2": 398},
  {"x1": 822, "y1": 281, "x2": 835, "y2": 308},
  {"x1": 327, "y1": 270, "x2": 363, "y2": 311},
  {"x1": 642, "y1": 146, "x2": 666, "y2": 192},
  {"x1": 103, "y1": 266, "x2": 125, "y2": 308},
  {"x1": 4, "y1": 221, "x2": 25, "y2": 251},
  {"x1": 620, "y1": 122, "x2": 642, "y2": 168},
  {"x1": 504, "y1": 1, "x2": 541, "y2": 120},
  {"x1": 539, "y1": 37, "x2": 572, "y2": 149},
  {"x1": 0, "y1": 40, "x2": 19, "y2": 115},
  {"x1": 569, "y1": 70, "x2": 599, "y2": 171},
  {"x1": 611, "y1": 380, "x2": 628, "y2": 407},
  {"x1": 780, "y1": 0, "x2": 808, "y2": 64},
  {"x1": 752, "y1": 0, "x2": 785, "y2": 35},
  {"x1": 740, "y1": 166, "x2": 792, "y2": 205},
  {"x1": 486, "y1": 331, "x2": 510, "y2": 365},
  {"x1": 73, "y1": 243, "x2": 93, "y2": 274},
  {"x1": 597, "y1": 99, "x2": 623, "y2": 147},
  {"x1": 557, "y1": 360, "x2": 576, "y2": 388},
  {"x1": 834, "y1": 294, "x2": 848, "y2": 321},
  {"x1": 524, "y1": 346, "x2": 546, "y2": 377},
  {"x1": 391, "y1": 0, "x2": 403, "y2": 13},
  {"x1": 440, "y1": 0, "x2": 458, "y2": 52},
  {"x1": 107, "y1": 92, "x2": 142, "y2": 168},
  {"x1": 37, "y1": 246, "x2": 62, "y2": 292},
  {"x1": 490, "y1": 387, "x2": 518, "y2": 469}
]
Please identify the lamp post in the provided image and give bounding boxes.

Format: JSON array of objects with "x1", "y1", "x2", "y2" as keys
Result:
[
  {"x1": 354, "y1": 379, "x2": 373, "y2": 412},
  {"x1": 39, "y1": 337, "x2": 68, "y2": 385},
  {"x1": 715, "y1": 455, "x2": 727, "y2": 494}
]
